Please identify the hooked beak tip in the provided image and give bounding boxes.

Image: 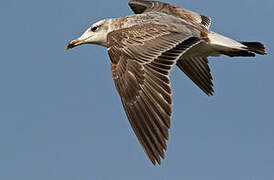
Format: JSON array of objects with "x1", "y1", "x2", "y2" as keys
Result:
[
  {"x1": 65, "y1": 43, "x2": 73, "y2": 50},
  {"x1": 65, "y1": 39, "x2": 85, "y2": 50}
]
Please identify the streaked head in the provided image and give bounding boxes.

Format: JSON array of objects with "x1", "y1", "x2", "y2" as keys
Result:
[{"x1": 66, "y1": 19, "x2": 111, "y2": 49}]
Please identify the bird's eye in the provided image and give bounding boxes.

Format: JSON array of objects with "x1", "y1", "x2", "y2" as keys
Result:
[{"x1": 91, "y1": 26, "x2": 98, "y2": 32}]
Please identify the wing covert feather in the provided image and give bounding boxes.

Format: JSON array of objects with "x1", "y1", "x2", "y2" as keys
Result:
[{"x1": 129, "y1": 0, "x2": 211, "y2": 29}]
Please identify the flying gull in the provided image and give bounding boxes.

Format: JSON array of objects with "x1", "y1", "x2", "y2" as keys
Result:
[{"x1": 66, "y1": 0, "x2": 267, "y2": 165}]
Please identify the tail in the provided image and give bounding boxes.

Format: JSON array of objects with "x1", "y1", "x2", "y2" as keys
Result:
[
  {"x1": 240, "y1": 42, "x2": 267, "y2": 55},
  {"x1": 221, "y1": 41, "x2": 267, "y2": 57},
  {"x1": 208, "y1": 32, "x2": 267, "y2": 57}
]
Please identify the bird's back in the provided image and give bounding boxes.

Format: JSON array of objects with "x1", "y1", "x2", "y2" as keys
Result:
[{"x1": 109, "y1": 12, "x2": 205, "y2": 36}]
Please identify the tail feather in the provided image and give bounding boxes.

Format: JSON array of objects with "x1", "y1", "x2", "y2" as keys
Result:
[
  {"x1": 240, "y1": 42, "x2": 267, "y2": 55},
  {"x1": 208, "y1": 32, "x2": 267, "y2": 57},
  {"x1": 220, "y1": 41, "x2": 267, "y2": 57},
  {"x1": 221, "y1": 49, "x2": 256, "y2": 57}
]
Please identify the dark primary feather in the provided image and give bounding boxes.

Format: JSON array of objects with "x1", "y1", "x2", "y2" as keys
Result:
[{"x1": 107, "y1": 24, "x2": 203, "y2": 165}]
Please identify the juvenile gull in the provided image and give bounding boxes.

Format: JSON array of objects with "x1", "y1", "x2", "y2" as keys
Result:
[{"x1": 66, "y1": 0, "x2": 267, "y2": 165}]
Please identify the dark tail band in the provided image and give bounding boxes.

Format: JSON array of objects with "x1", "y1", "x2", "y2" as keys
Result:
[{"x1": 240, "y1": 41, "x2": 267, "y2": 55}]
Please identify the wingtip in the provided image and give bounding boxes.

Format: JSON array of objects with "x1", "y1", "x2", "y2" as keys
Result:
[
  {"x1": 155, "y1": 158, "x2": 161, "y2": 166},
  {"x1": 128, "y1": 0, "x2": 151, "y2": 14},
  {"x1": 207, "y1": 89, "x2": 215, "y2": 96},
  {"x1": 148, "y1": 152, "x2": 165, "y2": 166},
  {"x1": 149, "y1": 158, "x2": 157, "y2": 166}
]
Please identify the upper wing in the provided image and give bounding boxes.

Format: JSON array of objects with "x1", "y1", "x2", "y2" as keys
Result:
[
  {"x1": 128, "y1": 0, "x2": 214, "y2": 95},
  {"x1": 107, "y1": 24, "x2": 202, "y2": 165},
  {"x1": 128, "y1": 0, "x2": 211, "y2": 29}
]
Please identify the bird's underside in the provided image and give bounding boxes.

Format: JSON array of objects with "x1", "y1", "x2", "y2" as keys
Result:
[{"x1": 66, "y1": 0, "x2": 267, "y2": 165}]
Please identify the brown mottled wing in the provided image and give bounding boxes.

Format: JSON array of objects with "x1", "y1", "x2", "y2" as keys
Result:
[
  {"x1": 128, "y1": 0, "x2": 211, "y2": 29},
  {"x1": 177, "y1": 57, "x2": 214, "y2": 96},
  {"x1": 128, "y1": 0, "x2": 214, "y2": 95},
  {"x1": 107, "y1": 24, "x2": 201, "y2": 165}
]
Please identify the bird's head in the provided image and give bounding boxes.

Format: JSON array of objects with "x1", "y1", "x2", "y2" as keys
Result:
[{"x1": 66, "y1": 19, "x2": 111, "y2": 49}]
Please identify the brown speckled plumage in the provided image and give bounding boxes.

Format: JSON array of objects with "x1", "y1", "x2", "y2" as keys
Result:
[{"x1": 66, "y1": 0, "x2": 267, "y2": 165}]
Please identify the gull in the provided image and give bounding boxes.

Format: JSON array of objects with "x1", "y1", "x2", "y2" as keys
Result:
[{"x1": 66, "y1": 0, "x2": 267, "y2": 165}]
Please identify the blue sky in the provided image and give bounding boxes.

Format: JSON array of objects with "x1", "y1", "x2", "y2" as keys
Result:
[{"x1": 0, "y1": 0, "x2": 273, "y2": 179}]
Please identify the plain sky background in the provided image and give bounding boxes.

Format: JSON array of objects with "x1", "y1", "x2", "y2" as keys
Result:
[{"x1": 0, "y1": 0, "x2": 273, "y2": 179}]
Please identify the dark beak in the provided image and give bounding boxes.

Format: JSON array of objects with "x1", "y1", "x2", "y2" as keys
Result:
[{"x1": 65, "y1": 39, "x2": 85, "y2": 50}]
